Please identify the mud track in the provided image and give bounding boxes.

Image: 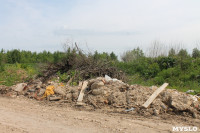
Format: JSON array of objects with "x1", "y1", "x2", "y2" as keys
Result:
[{"x1": 0, "y1": 97, "x2": 199, "y2": 133}]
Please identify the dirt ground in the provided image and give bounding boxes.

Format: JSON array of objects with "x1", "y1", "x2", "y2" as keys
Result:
[{"x1": 0, "y1": 96, "x2": 199, "y2": 133}]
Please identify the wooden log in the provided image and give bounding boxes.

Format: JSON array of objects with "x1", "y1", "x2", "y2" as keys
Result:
[
  {"x1": 142, "y1": 83, "x2": 168, "y2": 108},
  {"x1": 77, "y1": 81, "x2": 88, "y2": 104},
  {"x1": 49, "y1": 96, "x2": 62, "y2": 101}
]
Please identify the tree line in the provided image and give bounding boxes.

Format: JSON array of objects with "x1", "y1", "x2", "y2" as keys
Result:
[
  {"x1": 118, "y1": 47, "x2": 200, "y2": 92},
  {"x1": 0, "y1": 49, "x2": 66, "y2": 64},
  {"x1": 0, "y1": 49, "x2": 118, "y2": 64},
  {"x1": 1, "y1": 46, "x2": 200, "y2": 92}
]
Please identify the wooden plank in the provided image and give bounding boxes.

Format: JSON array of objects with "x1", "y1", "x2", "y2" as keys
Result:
[
  {"x1": 77, "y1": 81, "x2": 88, "y2": 103},
  {"x1": 142, "y1": 83, "x2": 168, "y2": 108}
]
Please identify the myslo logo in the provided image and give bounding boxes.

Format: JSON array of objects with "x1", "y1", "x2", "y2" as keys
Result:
[{"x1": 172, "y1": 126, "x2": 198, "y2": 132}]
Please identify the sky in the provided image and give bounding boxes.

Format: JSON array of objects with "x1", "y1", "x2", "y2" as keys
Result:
[{"x1": 0, "y1": 0, "x2": 200, "y2": 55}]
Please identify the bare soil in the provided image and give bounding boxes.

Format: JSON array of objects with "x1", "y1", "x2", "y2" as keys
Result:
[{"x1": 0, "y1": 96, "x2": 199, "y2": 133}]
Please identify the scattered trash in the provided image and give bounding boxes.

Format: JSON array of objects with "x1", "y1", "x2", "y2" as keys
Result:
[
  {"x1": 105, "y1": 75, "x2": 123, "y2": 83},
  {"x1": 125, "y1": 107, "x2": 135, "y2": 112},
  {"x1": 105, "y1": 75, "x2": 112, "y2": 82},
  {"x1": 186, "y1": 90, "x2": 195, "y2": 93},
  {"x1": 42, "y1": 85, "x2": 55, "y2": 98}
]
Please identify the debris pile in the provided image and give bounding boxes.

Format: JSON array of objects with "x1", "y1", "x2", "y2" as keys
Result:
[
  {"x1": 0, "y1": 85, "x2": 11, "y2": 95},
  {"x1": 40, "y1": 46, "x2": 126, "y2": 83},
  {"x1": 0, "y1": 75, "x2": 200, "y2": 119}
]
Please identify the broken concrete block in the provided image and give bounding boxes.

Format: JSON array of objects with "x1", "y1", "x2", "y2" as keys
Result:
[
  {"x1": 54, "y1": 86, "x2": 66, "y2": 96},
  {"x1": 72, "y1": 92, "x2": 79, "y2": 100},
  {"x1": 66, "y1": 93, "x2": 72, "y2": 100},
  {"x1": 14, "y1": 83, "x2": 27, "y2": 92},
  {"x1": 169, "y1": 92, "x2": 194, "y2": 111},
  {"x1": 91, "y1": 81, "x2": 104, "y2": 90},
  {"x1": 92, "y1": 89, "x2": 103, "y2": 95},
  {"x1": 38, "y1": 89, "x2": 45, "y2": 96},
  {"x1": 153, "y1": 109, "x2": 159, "y2": 116},
  {"x1": 170, "y1": 101, "x2": 190, "y2": 111}
]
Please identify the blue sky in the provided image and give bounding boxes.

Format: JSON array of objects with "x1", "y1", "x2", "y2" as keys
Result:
[{"x1": 1, "y1": 0, "x2": 200, "y2": 55}]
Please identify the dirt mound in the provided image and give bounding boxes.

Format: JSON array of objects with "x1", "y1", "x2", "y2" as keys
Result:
[{"x1": 1, "y1": 76, "x2": 200, "y2": 119}]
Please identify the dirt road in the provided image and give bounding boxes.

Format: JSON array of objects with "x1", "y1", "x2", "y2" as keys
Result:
[{"x1": 0, "y1": 97, "x2": 199, "y2": 133}]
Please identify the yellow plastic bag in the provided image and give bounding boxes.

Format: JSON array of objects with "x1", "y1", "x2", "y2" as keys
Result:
[{"x1": 42, "y1": 85, "x2": 55, "y2": 98}]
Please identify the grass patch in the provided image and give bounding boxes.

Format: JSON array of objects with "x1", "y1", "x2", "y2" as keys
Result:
[
  {"x1": 128, "y1": 74, "x2": 200, "y2": 94},
  {"x1": 0, "y1": 63, "x2": 38, "y2": 86}
]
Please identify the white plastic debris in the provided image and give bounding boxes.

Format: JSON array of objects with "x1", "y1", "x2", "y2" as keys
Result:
[
  {"x1": 186, "y1": 90, "x2": 195, "y2": 93},
  {"x1": 105, "y1": 75, "x2": 112, "y2": 82},
  {"x1": 104, "y1": 75, "x2": 124, "y2": 83},
  {"x1": 190, "y1": 95, "x2": 198, "y2": 102}
]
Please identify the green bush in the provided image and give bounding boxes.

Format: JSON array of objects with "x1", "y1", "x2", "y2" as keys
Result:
[
  {"x1": 57, "y1": 72, "x2": 70, "y2": 82},
  {"x1": 154, "y1": 76, "x2": 165, "y2": 85},
  {"x1": 143, "y1": 63, "x2": 160, "y2": 78},
  {"x1": 157, "y1": 57, "x2": 176, "y2": 70},
  {"x1": 0, "y1": 64, "x2": 5, "y2": 72}
]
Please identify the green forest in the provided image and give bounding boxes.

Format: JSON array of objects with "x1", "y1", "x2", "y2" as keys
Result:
[{"x1": 0, "y1": 47, "x2": 200, "y2": 94}]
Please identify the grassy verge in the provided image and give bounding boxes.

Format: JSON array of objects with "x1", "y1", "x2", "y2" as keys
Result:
[
  {"x1": 0, "y1": 63, "x2": 39, "y2": 86},
  {"x1": 128, "y1": 74, "x2": 200, "y2": 94}
]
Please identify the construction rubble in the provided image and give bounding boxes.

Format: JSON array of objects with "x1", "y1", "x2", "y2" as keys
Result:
[{"x1": 0, "y1": 75, "x2": 200, "y2": 119}]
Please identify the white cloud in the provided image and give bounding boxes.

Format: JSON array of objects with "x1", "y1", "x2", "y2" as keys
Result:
[{"x1": 0, "y1": 0, "x2": 200, "y2": 54}]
